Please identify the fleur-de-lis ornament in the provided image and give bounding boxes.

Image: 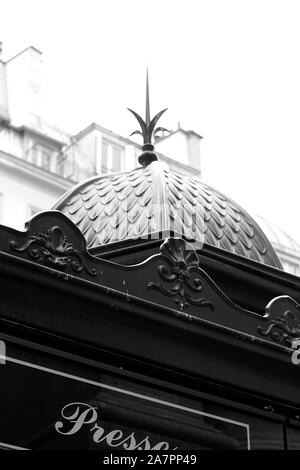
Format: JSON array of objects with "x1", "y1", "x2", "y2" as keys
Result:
[{"x1": 128, "y1": 69, "x2": 169, "y2": 166}]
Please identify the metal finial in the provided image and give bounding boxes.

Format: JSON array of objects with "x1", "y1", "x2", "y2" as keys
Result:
[
  {"x1": 128, "y1": 69, "x2": 169, "y2": 166},
  {"x1": 145, "y1": 67, "x2": 150, "y2": 127}
]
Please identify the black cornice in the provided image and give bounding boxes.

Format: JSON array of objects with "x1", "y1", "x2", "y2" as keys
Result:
[{"x1": 0, "y1": 211, "x2": 300, "y2": 410}]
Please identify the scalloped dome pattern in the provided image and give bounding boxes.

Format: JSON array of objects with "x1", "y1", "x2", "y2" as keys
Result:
[{"x1": 53, "y1": 163, "x2": 282, "y2": 269}]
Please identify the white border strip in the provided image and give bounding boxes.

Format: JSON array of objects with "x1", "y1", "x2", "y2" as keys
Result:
[
  {"x1": 0, "y1": 441, "x2": 29, "y2": 450},
  {"x1": 0, "y1": 355, "x2": 251, "y2": 450}
]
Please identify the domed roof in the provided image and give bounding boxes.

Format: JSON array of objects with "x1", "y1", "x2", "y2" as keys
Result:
[
  {"x1": 254, "y1": 215, "x2": 300, "y2": 257},
  {"x1": 53, "y1": 160, "x2": 282, "y2": 270}
]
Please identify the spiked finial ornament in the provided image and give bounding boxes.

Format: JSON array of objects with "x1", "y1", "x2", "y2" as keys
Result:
[{"x1": 128, "y1": 69, "x2": 169, "y2": 166}]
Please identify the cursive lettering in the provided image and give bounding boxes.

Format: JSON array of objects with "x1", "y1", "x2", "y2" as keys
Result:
[{"x1": 55, "y1": 402, "x2": 176, "y2": 450}]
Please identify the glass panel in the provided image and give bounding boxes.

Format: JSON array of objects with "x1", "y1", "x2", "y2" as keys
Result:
[
  {"x1": 101, "y1": 141, "x2": 109, "y2": 173},
  {"x1": 0, "y1": 342, "x2": 285, "y2": 450},
  {"x1": 55, "y1": 156, "x2": 66, "y2": 178},
  {"x1": 287, "y1": 425, "x2": 300, "y2": 449},
  {"x1": 30, "y1": 147, "x2": 39, "y2": 165},
  {"x1": 112, "y1": 146, "x2": 121, "y2": 172},
  {"x1": 40, "y1": 148, "x2": 52, "y2": 171},
  {"x1": 28, "y1": 144, "x2": 54, "y2": 171}
]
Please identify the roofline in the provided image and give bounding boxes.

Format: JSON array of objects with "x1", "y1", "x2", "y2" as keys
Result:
[
  {"x1": 73, "y1": 122, "x2": 137, "y2": 147},
  {"x1": 73, "y1": 122, "x2": 201, "y2": 176},
  {"x1": 0, "y1": 149, "x2": 74, "y2": 191},
  {"x1": 4, "y1": 46, "x2": 42, "y2": 64},
  {"x1": 254, "y1": 214, "x2": 300, "y2": 252},
  {"x1": 155, "y1": 127, "x2": 203, "y2": 144},
  {"x1": 157, "y1": 151, "x2": 200, "y2": 176},
  {"x1": 15, "y1": 124, "x2": 69, "y2": 147}
]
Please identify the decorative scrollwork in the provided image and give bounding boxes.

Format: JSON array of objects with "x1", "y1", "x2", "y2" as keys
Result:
[
  {"x1": 148, "y1": 238, "x2": 214, "y2": 312},
  {"x1": 9, "y1": 226, "x2": 97, "y2": 277},
  {"x1": 257, "y1": 310, "x2": 300, "y2": 347}
]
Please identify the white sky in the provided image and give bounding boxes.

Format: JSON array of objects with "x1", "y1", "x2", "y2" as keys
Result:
[{"x1": 1, "y1": 0, "x2": 300, "y2": 243}]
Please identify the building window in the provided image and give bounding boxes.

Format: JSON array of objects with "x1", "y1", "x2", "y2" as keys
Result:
[
  {"x1": 55, "y1": 156, "x2": 66, "y2": 177},
  {"x1": 27, "y1": 143, "x2": 55, "y2": 172},
  {"x1": 31, "y1": 147, "x2": 39, "y2": 166},
  {"x1": 101, "y1": 141, "x2": 109, "y2": 173},
  {"x1": 101, "y1": 140, "x2": 123, "y2": 174},
  {"x1": 112, "y1": 145, "x2": 122, "y2": 172},
  {"x1": 40, "y1": 147, "x2": 52, "y2": 171}
]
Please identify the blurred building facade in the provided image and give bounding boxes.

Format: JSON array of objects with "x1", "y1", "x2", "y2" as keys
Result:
[
  {"x1": 254, "y1": 216, "x2": 300, "y2": 276},
  {"x1": 0, "y1": 46, "x2": 201, "y2": 230},
  {"x1": 0, "y1": 45, "x2": 299, "y2": 275}
]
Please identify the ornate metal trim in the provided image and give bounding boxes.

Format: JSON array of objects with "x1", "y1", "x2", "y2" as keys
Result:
[
  {"x1": 9, "y1": 225, "x2": 97, "y2": 277},
  {"x1": 258, "y1": 297, "x2": 300, "y2": 347},
  {"x1": 258, "y1": 310, "x2": 300, "y2": 347},
  {"x1": 148, "y1": 238, "x2": 214, "y2": 312}
]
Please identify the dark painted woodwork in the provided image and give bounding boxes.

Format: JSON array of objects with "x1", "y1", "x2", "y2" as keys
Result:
[{"x1": 0, "y1": 211, "x2": 300, "y2": 450}]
